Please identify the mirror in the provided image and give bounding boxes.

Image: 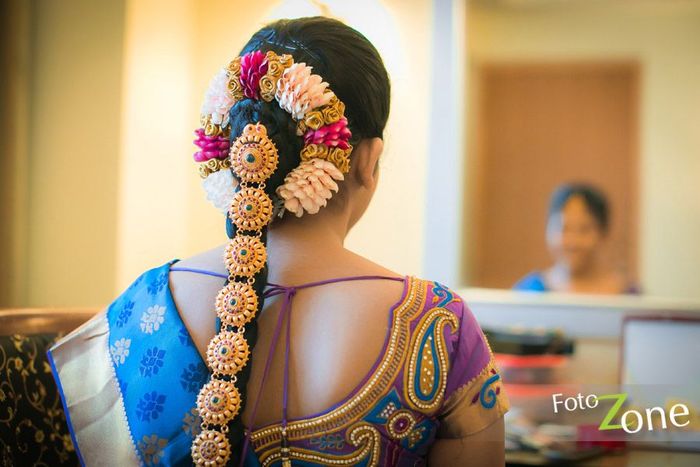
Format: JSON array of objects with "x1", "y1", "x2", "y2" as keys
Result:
[{"x1": 461, "y1": 0, "x2": 700, "y2": 299}]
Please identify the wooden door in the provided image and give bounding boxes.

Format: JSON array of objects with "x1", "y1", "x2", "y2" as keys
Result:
[{"x1": 470, "y1": 63, "x2": 639, "y2": 288}]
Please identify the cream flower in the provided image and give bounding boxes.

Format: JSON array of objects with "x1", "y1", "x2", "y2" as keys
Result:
[
  {"x1": 202, "y1": 169, "x2": 238, "y2": 215},
  {"x1": 275, "y1": 63, "x2": 334, "y2": 121},
  {"x1": 110, "y1": 338, "x2": 131, "y2": 366},
  {"x1": 200, "y1": 68, "x2": 235, "y2": 127},
  {"x1": 276, "y1": 159, "x2": 344, "y2": 217},
  {"x1": 140, "y1": 305, "x2": 165, "y2": 334}
]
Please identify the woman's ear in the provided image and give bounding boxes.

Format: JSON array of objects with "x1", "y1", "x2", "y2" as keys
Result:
[{"x1": 352, "y1": 137, "x2": 384, "y2": 189}]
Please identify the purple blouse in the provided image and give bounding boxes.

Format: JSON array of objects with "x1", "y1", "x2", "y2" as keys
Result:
[{"x1": 170, "y1": 268, "x2": 510, "y2": 466}]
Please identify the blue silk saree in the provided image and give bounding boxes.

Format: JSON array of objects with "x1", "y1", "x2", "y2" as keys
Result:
[{"x1": 49, "y1": 261, "x2": 509, "y2": 466}]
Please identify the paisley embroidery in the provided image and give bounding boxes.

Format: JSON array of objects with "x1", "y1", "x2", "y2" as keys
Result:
[
  {"x1": 404, "y1": 307, "x2": 459, "y2": 413},
  {"x1": 479, "y1": 373, "x2": 501, "y2": 408},
  {"x1": 430, "y1": 281, "x2": 453, "y2": 307},
  {"x1": 386, "y1": 410, "x2": 417, "y2": 439},
  {"x1": 467, "y1": 367, "x2": 503, "y2": 410}
]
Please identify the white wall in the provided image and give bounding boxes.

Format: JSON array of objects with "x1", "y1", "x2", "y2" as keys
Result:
[
  {"x1": 115, "y1": 0, "x2": 437, "y2": 290},
  {"x1": 467, "y1": 1, "x2": 700, "y2": 299},
  {"x1": 25, "y1": 0, "x2": 125, "y2": 306}
]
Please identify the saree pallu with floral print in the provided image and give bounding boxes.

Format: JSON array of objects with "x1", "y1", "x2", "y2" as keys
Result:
[{"x1": 49, "y1": 261, "x2": 509, "y2": 466}]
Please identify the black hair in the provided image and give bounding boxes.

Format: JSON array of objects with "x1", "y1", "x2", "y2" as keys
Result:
[
  {"x1": 221, "y1": 17, "x2": 390, "y2": 463},
  {"x1": 548, "y1": 183, "x2": 610, "y2": 232}
]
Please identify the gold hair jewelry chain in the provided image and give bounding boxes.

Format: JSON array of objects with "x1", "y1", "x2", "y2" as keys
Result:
[
  {"x1": 192, "y1": 48, "x2": 353, "y2": 465},
  {"x1": 191, "y1": 123, "x2": 279, "y2": 465}
]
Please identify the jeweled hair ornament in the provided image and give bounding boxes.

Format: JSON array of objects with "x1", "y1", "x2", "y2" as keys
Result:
[
  {"x1": 195, "y1": 51, "x2": 352, "y2": 218},
  {"x1": 190, "y1": 50, "x2": 353, "y2": 466}
]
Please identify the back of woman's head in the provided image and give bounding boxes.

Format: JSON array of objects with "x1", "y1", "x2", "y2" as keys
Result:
[{"x1": 229, "y1": 17, "x2": 391, "y2": 194}]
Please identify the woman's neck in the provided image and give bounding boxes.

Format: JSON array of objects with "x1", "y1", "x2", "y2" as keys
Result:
[
  {"x1": 547, "y1": 259, "x2": 624, "y2": 294},
  {"x1": 552, "y1": 260, "x2": 602, "y2": 281},
  {"x1": 264, "y1": 208, "x2": 351, "y2": 279}
]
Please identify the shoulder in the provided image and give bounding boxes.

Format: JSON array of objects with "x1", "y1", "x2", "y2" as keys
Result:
[
  {"x1": 405, "y1": 278, "x2": 479, "y2": 372},
  {"x1": 513, "y1": 271, "x2": 548, "y2": 291},
  {"x1": 102, "y1": 261, "x2": 173, "y2": 323},
  {"x1": 407, "y1": 281, "x2": 510, "y2": 437},
  {"x1": 408, "y1": 278, "x2": 467, "y2": 319},
  {"x1": 408, "y1": 278, "x2": 493, "y2": 379}
]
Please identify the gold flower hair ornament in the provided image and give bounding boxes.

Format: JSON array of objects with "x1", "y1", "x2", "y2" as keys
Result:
[
  {"x1": 194, "y1": 50, "x2": 352, "y2": 218},
  {"x1": 190, "y1": 50, "x2": 353, "y2": 466}
]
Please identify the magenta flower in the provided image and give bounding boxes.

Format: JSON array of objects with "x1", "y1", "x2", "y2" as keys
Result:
[
  {"x1": 303, "y1": 117, "x2": 352, "y2": 150},
  {"x1": 193, "y1": 128, "x2": 230, "y2": 162},
  {"x1": 239, "y1": 51, "x2": 268, "y2": 99}
]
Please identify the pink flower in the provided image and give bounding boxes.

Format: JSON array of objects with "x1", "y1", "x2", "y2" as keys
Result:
[
  {"x1": 193, "y1": 128, "x2": 230, "y2": 162},
  {"x1": 239, "y1": 51, "x2": 268, "y2": 99},
  {"x1": 303, "y1": 118, "x2": 352, "y2": 150}
]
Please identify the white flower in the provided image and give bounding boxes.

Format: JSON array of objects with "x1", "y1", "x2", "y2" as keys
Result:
[
  {"x1": 200, "y1": 68, "x2": 235, "y2": 127},
  {"x1": 111, "y1": 338, "x2": 131, "y2": 366},
  {"x1": 140, "y1": 305, "x2": 166, "y2": 334},
  {"x1": 202, "y1": 169, "x2": 238, "y2": 215}
]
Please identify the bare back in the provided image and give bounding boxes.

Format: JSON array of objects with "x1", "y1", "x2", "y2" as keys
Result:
[{"x1": 169, "y1": 244, "x2": 405, "y2": 428}]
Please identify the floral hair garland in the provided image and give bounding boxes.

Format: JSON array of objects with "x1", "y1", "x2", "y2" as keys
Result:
[
  {"x1": 190, "y1": 51, "x2": 352, "y2": 466},
  {"x1": 194, "y1": 50, "x2": 352, "y2": 218}
]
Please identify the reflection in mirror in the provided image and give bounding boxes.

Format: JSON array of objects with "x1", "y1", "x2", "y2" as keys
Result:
[
  {"x1": 463, "y1": 0, "x2": 700, "y2": 300},
  {"x1": 513, "y1": 183, "x2": 639, "y2": 294}
]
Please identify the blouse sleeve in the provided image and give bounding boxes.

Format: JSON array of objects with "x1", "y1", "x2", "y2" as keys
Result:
[{"x1": 437, "y1": 297, "x2": 509, "y2": 438}]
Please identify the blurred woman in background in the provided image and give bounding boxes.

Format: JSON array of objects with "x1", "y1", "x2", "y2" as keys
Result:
[{"x1": 514, "y1": 183, "x2": 637, "y2": 294}]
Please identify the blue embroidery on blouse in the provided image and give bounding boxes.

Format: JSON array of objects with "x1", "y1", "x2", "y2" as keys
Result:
[
  {"x1": 412, "y1": 320, "x2": 442, "y2": 402},
  {"x1": 431, "y1": 281, "x2": 453, "y2": 307},
  {"x1": 479, "y1": 374, "x2": 501, "y2": 408}
]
